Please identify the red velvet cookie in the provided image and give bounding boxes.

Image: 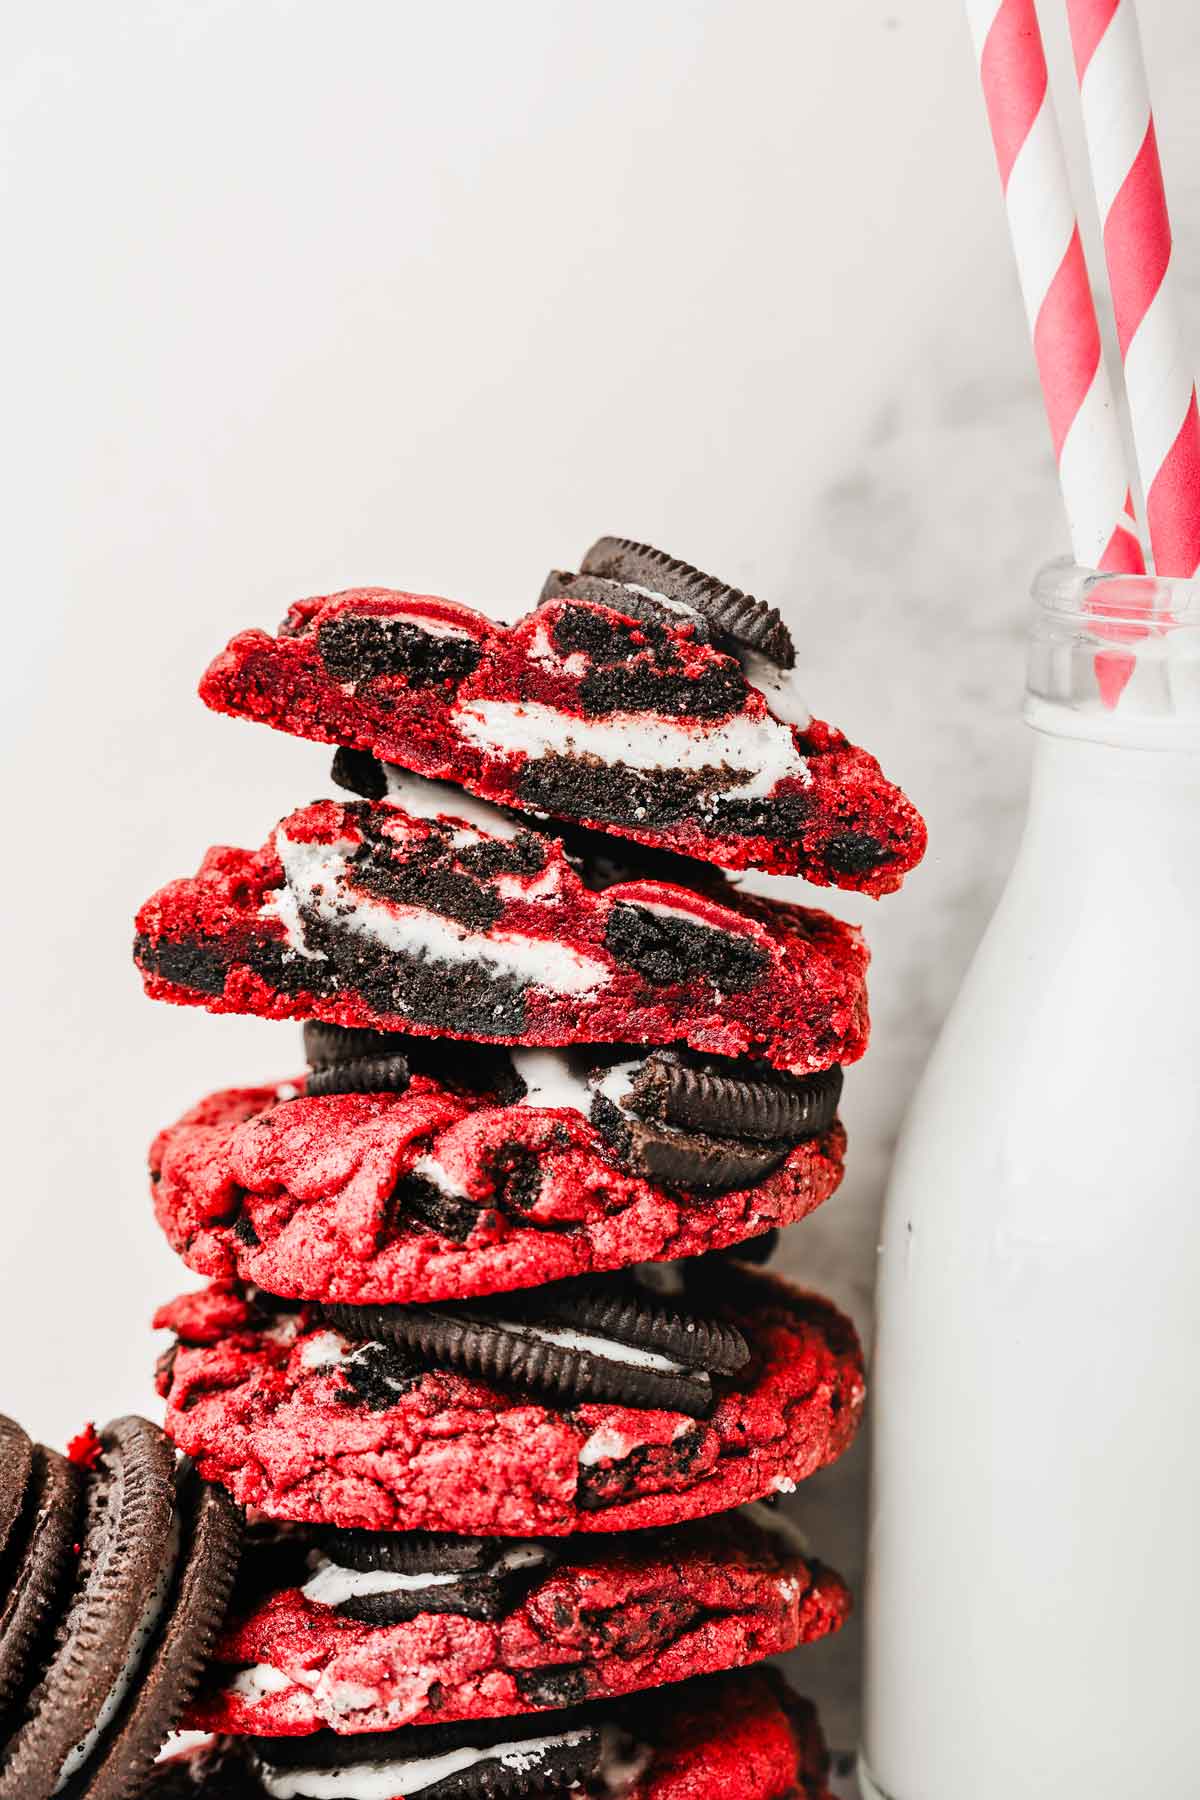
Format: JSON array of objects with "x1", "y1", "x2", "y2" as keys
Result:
[
  {"x1": 185, "y1": 1506, "x2": 850, "y2": 1737},
  {"x1": 150, "y1": 1060, "x2": 845, "y2": 1305},
  {"x1": 146, "y1": 1667, "x2": 834, "y2": 1798},
  {"x1": 198, "y1": 535, "x2": 925, "y2": 897},
  {"x1": 153, "y1": 1268, "x2": 864, "y2": 1537},
  {"x1": 132, "y1": 792, "x2": 869, "y2": 1074}
]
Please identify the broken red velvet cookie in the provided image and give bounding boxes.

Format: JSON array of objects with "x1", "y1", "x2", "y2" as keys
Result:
[
  {"x1": 185, "y1": 1505, "x2": 850, "y2": 1738},
  {"x1": 198, "y1": 536, "x2": 925, "y2": 897},
  {"x1": 153, "y1": 1266, "x2": 864, "y2": 1538},
  {"x1": 132, "y1": 785, "x2": 870, "y2": 1073}
]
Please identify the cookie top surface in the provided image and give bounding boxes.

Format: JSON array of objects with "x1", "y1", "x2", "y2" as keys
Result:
[
  {"x1": 150, "y1": 1056, "x2": 845, "y2": 1307},
  {"x1": 154, "y1": 1266, "x2": 865, "y2": 1537},
  {"x1": 133, "y1": 793, "x2": 870, "y2": 1075},
  {"x1": 197, "y1": 550, "x2": 926, "y2": 894}
]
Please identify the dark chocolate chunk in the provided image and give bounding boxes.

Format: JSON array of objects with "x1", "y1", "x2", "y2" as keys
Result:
[
  {"x1": 604, "y1": 902, "x2": 768, "y2": 993},
  {"x1": 317, "y1": 613, "x2": 483, "y2": 688},
  {"x1": 823, "y1": 833, "x2": 889, "y2": 877},
  {"x1": 332, "y1": 1341, "x2": 424, "y2": 1413},
  {"x1": 581, "y1": 536, "x2": 795, "y2": 669},
  {"x1": 331, "y1": 745, "x2": 389, "y2": 801}
]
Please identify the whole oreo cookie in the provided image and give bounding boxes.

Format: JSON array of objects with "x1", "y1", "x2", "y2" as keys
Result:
[
  {"x1": 580, "y1": 536, "x2": 795, "y2": 669},
  {"x1": 322, "y1": 1274, "x2": 748, "y2": 1419}
]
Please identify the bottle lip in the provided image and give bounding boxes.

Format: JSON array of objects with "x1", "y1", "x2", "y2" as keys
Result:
[
  {"x1": 1028, "y1": 558, "x2": 1200, "y2": 747},
  {"x1": 1033, "y1": 556, "x2": 1200, "y2": 626}
]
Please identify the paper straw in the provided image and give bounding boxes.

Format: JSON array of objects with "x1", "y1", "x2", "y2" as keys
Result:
[
  {"x1": 964, "y1": 0, "x2": 1144, "y2": 573},
  {"x1": 1066, "y1": 0, "x2": 1200, "y2": 577}
]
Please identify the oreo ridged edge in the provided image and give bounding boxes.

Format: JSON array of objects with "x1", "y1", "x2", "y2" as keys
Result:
[{"x1": 580, "y1": 535, "x2": 795, "y2": 669}]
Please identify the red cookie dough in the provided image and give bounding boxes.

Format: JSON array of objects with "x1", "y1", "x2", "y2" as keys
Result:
[
  {"x1": 133, "y1": 796, "x2": 869, "y2": 1075},
  {"x1": 145, "y1": 1668, "x2": 834, "y2": 1799},
  {"x1": 154, "y1": 1269, "x2": 864, "y2": 1537},
  {"x1": 150, "y1": 1077, "x2": 846, "y2": 1306},
  {"x1": 200, "y1": 583, "x2": 925, "y2": 897},
  {"x1": 186, "y1": 1509, "x2": 850, "y2": 1738}
]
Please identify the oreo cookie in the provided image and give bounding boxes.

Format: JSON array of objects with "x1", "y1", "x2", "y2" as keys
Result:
[
  {"x1": 303, "y1": 1530, "x2": 555, "y2": 1625},
  {"x1": 301, "y1": 1021, "x2": 521, "y2": 1105},
  {"x1": 0, "y1": 1420, "x2": 33, "y2": 1574},
  {"x1": 322, "y1": 1273, "x2": 749, "y2": 1419},
  {"x1": 590, "y1": 1055, "x2": 842, "y2": 1194},
  {"x1": 247, "y1": 1706, "x2": 614, "y2": 1799},
  {"x1": 538, "y1": 568, "x2": 716, "y2": 643},
  {"x1": 0, "y1": 1416, "x2": 242, "y2": 1800},
  {"x1": 580, "y1": 535, "x2": 795, "y2": 669},
  {"x1": 0, "y1": 1446, "x2": 81, "y2": 1720}
]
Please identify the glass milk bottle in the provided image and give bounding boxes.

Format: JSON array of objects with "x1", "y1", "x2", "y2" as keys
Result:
[{"x1": 861, "y1": 562, "x2": 1200, "y2": 1800}]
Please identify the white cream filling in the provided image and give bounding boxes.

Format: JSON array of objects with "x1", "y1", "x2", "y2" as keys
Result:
[
  {"x1": 739, "y1": 647, "x2": 811, "y2": 729},
  {"x1": 410, "y1": 1153, "x2": 470, "y2": 1199},
  {"x1": 594, "y1": 1060, "x2": 640, "y2": 1111},
  {"x1": 510, "y1": 1048, "x2": 595, "y2": 1114},
  {"x1": 376, "y1": 765, "x2": 523, "y2": 842},
  {"x1": 302, "y1": 1544, "x2": 547, "y2": 1609},
  {"x1": 578, "y1": 1425, "x2": 641, "y2": 1468},
  {"x1": 273, "y1": 828, "x2": 609, "y2": 998},
  {"x1": 491, "y1": 1320, "x2": 686, "y2": 1375},
  {"x1": 56, "y1": 1514, "x2": 182, "y2": 1790},
  {"x1": 450, "y1": 700, "x2": 809, "y2": 801},
  {"x1": 256, "y1": 1727, "x2": 593, "y2": 1799},
  {"x1": 300, "y1": 1331, "x2": 356, "y2": 1370},
  {"x1": 227, "y1": 1663, "x2": 295, "y2": 1704}
]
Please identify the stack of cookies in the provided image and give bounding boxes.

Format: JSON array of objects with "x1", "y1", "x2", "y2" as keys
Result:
[{"x1": 133, "y1": 540, "x2": 925, "y2": 1799}]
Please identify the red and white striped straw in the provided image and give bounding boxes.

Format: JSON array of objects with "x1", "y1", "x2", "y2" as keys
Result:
[
  {"x1": 964, "y1": 0, "x2": 1144, "y2": 573},
  {"x1": 1065, "y1": 0, "x2": 1200, "y2": 577}
]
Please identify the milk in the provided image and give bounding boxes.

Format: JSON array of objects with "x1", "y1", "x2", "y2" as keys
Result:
[{"x1": 861, "y1": 565, "x2": 1200, "y2": 1798}]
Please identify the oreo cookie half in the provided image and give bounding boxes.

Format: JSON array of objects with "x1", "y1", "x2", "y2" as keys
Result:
[
  {"x1": 590, "y1": 1055, "x2": 842, "y2": 1194},
  {"x1": 322, "y1": 1275, "x2": 749, "y2": 1420},
  {"x1": 538, "y1": 568, "x2": 716, "y2": 643},
  {"x1": 302, "y1": 1530, "x2": 556, "y2": 1625},
  {"x1": 580, "y1": 535, "x2": 795, "y2": 669},
  {"x1": 0, "y1": 1417, "x2": 242, "y2": 1800},
  {"x1": 301, "y1": 1021, "x2": 521, "y2": 1104},
  {"x1": 247, "y1": 1706, "x2": 614, "y2": 1800}
]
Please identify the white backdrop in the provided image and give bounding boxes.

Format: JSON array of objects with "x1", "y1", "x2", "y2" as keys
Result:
[{"x1": 5, "y1": 0, "x2": 1198, "y2": 1745}]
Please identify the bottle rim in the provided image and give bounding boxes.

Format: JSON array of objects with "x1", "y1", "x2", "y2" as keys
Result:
[{"x1": 1033, "y1": 556, "x2": 1200, "y2": 627}]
